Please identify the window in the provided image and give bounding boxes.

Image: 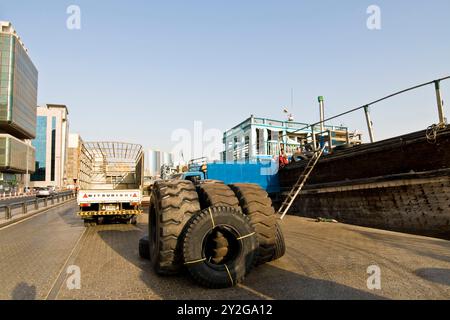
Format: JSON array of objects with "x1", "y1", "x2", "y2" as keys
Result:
[
  {"x1": 50, "y1": 117, "x2": 56, "y2": 181},
  {"x1": 31, "y1": 116, "x2": 47, "y2": 181},
  {"x1": 256, "y1": 129, "x2": 260, "y2": 154},
  {"x1": 244, "y1": 136, "x2": 250, "y2": 161}
]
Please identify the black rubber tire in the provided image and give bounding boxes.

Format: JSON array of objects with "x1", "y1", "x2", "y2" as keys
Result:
[
  {"x1": 199, "y1": 179, "x2": 224, "y2": 185},
  {"x1": 182, "y1": 206, "x2": 258, "y2": 288},
  {"x1": 149, "y1": 180, "x2": 200, "y2": 275},
  {"x1": 229, "y1": 183, "x2": 277, "y2": 265},
  {"x1": 125, "y1": 216, "x2": 134, "y2": 225},
  {"x1": 272, "y1": 222, "x2": 286, "y2": 261},
  {"x1": 139, "y1": 235, "x2": 150, "y2": 260},
  {"x1": 197, "y1": 183, "x2": 240, "y2": 210},
  {"x1": 83, "y1": 219, "x2": 97, "y2": 227}
]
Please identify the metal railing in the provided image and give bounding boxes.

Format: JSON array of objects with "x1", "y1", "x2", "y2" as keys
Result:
[
  {"x1": 0, "y1": 191, "x2": 76, "y2": 221},
  {"x1": 281, "y1": 76, "x2": 450, "y2": 143}
]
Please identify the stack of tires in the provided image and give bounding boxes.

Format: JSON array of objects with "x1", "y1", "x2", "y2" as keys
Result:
[{"x1": 139, "y1": 180, "x2": 286, "y2": 288}]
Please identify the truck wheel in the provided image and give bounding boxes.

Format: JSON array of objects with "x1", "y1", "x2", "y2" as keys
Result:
[
  {"x1": 139, "y1": 235, "x2": 150, "y2": 260},
  {"x1": 126, "y1": 215, "x2": 137, "y2": 225},
  {"x1": 83, "y1": 219, "x2": 96, "y2": 227},
  {"x1": 197, "y1": 183, "x2": 240, "y2": 210},
  {"x1": 272, "y1": 222, "x2": 286, "y2": 261},
  {"x1": 150, "y1": 180, "x2": 200, "y2": 275},
  {"x1": 229, "y1": 183, "x2": 277, "y2": 265},
  {"x1": 182, "y1": 206, "x2": 258, "y2": 288}
]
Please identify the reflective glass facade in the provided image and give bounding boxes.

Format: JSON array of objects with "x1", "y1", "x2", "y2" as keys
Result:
[
  {"x1": 31, "y1": 116, "x2": 46, "y2": 181},
  {"x1": 0, "y1": 34, "x2": 37, "y2": 139},
  {"x1": 0, "y1": 134, "x2": 35, "y2": 173},
  {"x1": 0, "y1": 35, "x2": 12, "y2": 124},
  {"x1": 51, "y1": 116, "x2": 56, "y2": 181}
]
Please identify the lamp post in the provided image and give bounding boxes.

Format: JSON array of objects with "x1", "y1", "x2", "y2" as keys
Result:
[{"x1": 25, "y1": 141, "x2": 29, "y2": 193}]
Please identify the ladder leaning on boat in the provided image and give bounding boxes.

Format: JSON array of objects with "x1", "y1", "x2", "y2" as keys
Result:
[{"x1": 278, "y1": 144, "x2": 327, "y2": 220}]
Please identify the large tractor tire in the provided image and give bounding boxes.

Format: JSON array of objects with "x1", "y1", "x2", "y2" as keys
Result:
[
  {"x1": 229, "y1": 183, "x2": 278, "y2": 265},
  {"x1": 182, "y1": 206, "x2": 258, "y2": 288},
  {"x1": 139, "y1": 235, "x2": 150, "y2": 260},
  {"x1": 197, "y1": 183, "x2": 241, "y2": 210},
  {"x1": 272, "y1": 222, "x2": 286, "y2": 261},
  {"x1": 150, "y1": 180, "x2": 200, "y2": 275}
]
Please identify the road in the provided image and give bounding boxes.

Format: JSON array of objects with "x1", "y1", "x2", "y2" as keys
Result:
[{"x1": 0, "y1": 201, "x2": 449, "y2": 300}]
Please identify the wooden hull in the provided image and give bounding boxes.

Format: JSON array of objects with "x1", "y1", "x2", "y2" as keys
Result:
[{"x1": 278, "y1": 126, "x2": 450, "y2": 239}]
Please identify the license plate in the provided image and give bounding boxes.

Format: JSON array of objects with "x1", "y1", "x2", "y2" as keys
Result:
[{"x1": 105, "y1": 205, "x2": 117, "y2": 211}]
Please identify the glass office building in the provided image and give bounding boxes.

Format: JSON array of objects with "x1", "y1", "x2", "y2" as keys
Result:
[
  {"x1": 30, "y1": 105, "x2": 69, "y2": 188},
  {"x1": 0, "y1": 22, "x2": 38, "y2": 140},
  {"x1": 31, "y1": 116, "x2": 47, "y2": 181},
  {"x1": 0, "y1": 21, "x2": 38, "y2": 190}
]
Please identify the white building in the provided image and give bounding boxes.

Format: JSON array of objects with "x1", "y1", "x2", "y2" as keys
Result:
[
  {"x1": 223, "y1": 115, "x2": 359, "y2": 162},
  {"x1": 30, "y1": 104, "x2": 69, "y2": 189},
  {"x1": 66, "y1": 133, "x2": 93, "y2": 190}
]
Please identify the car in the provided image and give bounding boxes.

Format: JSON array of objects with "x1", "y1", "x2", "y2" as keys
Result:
[{"x1": 35, "y1": 187, "x2": 56, "y2": 198}]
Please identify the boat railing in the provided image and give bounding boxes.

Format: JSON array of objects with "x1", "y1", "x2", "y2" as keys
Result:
[{"x1": 280, "y1": 76, "x2": 450, "y2": 145}]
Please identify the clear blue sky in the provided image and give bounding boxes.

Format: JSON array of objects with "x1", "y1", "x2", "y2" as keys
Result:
[{"x1": 1, "y1": 0, "x2": 449, "y2": 152}]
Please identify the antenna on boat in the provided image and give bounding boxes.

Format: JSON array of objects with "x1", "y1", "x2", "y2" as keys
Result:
[{"x1": 318, "y1": 96, "x2": 325, "y2": 134}]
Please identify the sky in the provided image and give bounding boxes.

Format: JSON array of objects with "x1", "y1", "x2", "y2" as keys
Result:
[{"x1": 1, "y1": 0, "x2": 450, "y2": 156}]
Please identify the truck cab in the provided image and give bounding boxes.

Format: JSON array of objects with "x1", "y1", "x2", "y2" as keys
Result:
[{"x1": 171, "y1": 157, "x2": 209, "y2": 185}]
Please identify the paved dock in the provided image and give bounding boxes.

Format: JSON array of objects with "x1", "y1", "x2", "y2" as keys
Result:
[{"x1": 0, "y1": 201, "x2": 449, "y2": 300}]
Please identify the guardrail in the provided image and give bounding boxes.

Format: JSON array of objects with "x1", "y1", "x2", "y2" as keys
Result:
[{"x1": 0, "y1": 191, "x2": 76, "y2": 221}]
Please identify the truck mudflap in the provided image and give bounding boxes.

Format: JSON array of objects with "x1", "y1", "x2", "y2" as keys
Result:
[{"x1": 78, "y1": 209, "x2": 143, "y2": 216}]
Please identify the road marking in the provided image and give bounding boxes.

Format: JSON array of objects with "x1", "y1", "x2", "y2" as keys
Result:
[
  {"x1": 45, "y1": 225, "x2": 88, "y2": 300},
  {"x1": 237, "y1": 284, "x2": 274, "y2": 300}
]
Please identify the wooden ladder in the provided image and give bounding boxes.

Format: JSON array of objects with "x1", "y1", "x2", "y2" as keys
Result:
[{"x1": 278, "y1": 145, "x2": 326, "y2": 219}]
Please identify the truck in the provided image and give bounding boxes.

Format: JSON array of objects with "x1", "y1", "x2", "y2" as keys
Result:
[{"x1": 77, "y1": 142, "x2": 144, "y2": 226}]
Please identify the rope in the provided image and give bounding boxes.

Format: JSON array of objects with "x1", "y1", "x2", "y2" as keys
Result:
[
  {"x1": 208, "y1": 207, "x2": 216, "y2": 229},
  {"x1": 184, "y1": 258, "x2": 207, "y2": 265},
  {"x1": 426, "y1": 123, "x2": 446, "y2": 144},
  {"x1": 224, "y1": 264, "x2": 234, "y2": 286},
  {"x1": 237, "y1": 232, "x2": 256, "y2": 241}
]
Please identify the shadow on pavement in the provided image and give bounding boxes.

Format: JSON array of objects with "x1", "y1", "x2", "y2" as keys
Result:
[
  {"x1": 97, "y1": 223, "x2": 385, "y2": 300},
  {"x1": 415, "y1": 268, "x2": 450, "y2": 286},
  {"x1": 242, "y1": 263, "x2": 385, "y2": 300},
  {"x1": 11, "y1": 282, "x2": 36, "y2": 300},
  {"x1": 53, "y1": 202, "x2": 83, "y2": 227},
  {"x1": 350, "y1": 229, "x2": 450, "y2": 264}
]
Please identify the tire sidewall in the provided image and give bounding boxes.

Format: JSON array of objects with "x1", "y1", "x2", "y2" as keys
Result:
[
  {"x1": 149, "y1": 188, "x2": 161, "y2": 267},
  {"x1": 184, "y1": 208, "x2": 258, "y2": 287}
]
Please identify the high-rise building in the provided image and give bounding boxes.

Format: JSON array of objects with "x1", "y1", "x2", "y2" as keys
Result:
[
  {"x1": 30, "y1": 104, "x2": 69, "y2": 189},
  {"x1": 0, "y1": 21, "x2": 37, "y2": 192},
  {"x1": 145, "y1": 149, "x2": 174, "y2": 177}
]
